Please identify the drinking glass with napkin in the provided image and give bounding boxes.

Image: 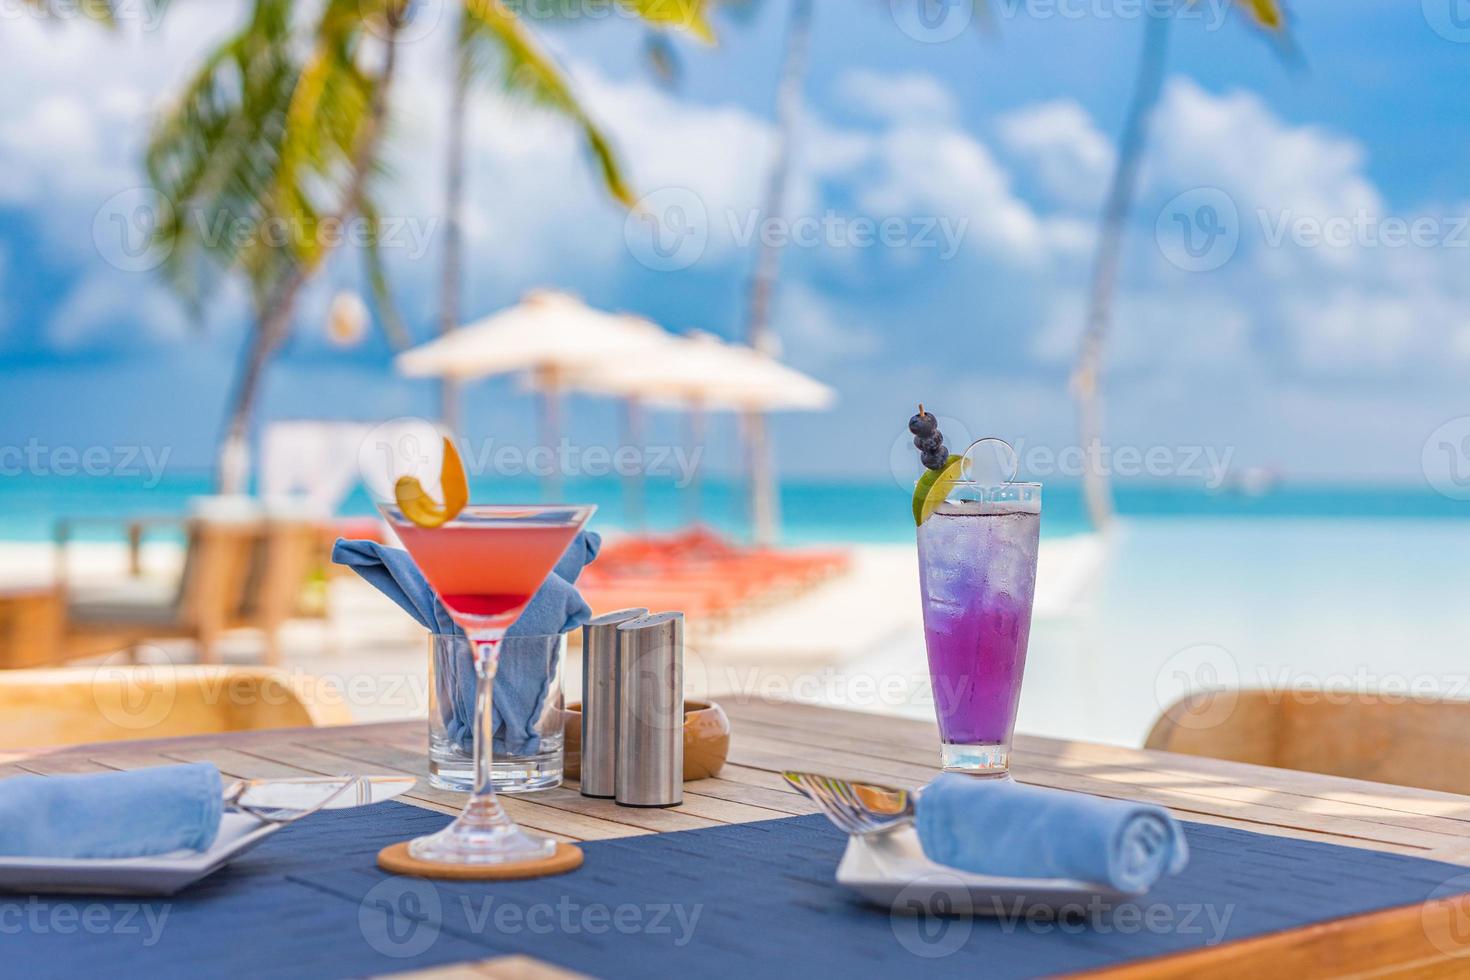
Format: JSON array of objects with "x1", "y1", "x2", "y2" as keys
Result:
[
  {"x1": 0, "y1": 763, "x2": 222, "y2": 859},
  {"x1": 332, "y1": 531, "x2": 600, "y2": 756},
  {"x1": 916, "y1": 774, "x2": 1188, "y2": 894}
]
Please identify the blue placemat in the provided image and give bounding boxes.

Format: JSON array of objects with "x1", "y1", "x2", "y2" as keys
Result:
[{"x1": 4, "y1": 802, "x2": 1467, "y2": 979}]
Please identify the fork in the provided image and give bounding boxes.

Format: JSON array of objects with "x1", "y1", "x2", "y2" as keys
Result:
[
  {"x1": 782, "y1": 771, "x2": 920, "y2": 837},
  {"x1": 222, "y1": 776, "x2": 364, "y2": 825}
]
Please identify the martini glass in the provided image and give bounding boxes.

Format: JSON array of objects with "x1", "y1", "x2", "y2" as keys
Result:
[{"x1": 380, "y1": 502, "x2": 595, "y2": 865}]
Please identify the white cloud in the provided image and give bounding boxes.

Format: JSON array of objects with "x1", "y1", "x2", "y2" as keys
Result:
[
  {"x1": 1148, "y1": 77, "x2": 1382, "y2": 230},
  {"x1": 997, "y1": 99, "x2": 1114, "y2": 212},
  {"x1": 837, "y1": 69, "x2": 957, "y2": 124},
  {"x1": 774, "y1": 283, "x2": 882, "y2": 369},
  {"x1": 47, "y1": 273, "x2": 190, "y2": 352}
]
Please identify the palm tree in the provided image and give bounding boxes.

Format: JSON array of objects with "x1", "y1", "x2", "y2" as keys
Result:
[
  {"x1": 741, "y1": 0, "x2": 811, "y2": 546},
  {"x1": 149, "y1": 0, "x2": 711, "y2": 492},
  {"x1": 148, "y1": 0, "x2": 411, "y2": 492},
  {"x1": 1073, "y1": 0, "x2": 1286, "y2": 529},
  {"x1": 436, "y1": 0, "x2": 713, "y2": 433}
]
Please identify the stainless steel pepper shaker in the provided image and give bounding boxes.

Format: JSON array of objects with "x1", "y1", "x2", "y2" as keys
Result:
[
  {"x1": 580, "y1": 607, "x2": 647, "y2": 799},
  {"x1": 615, "y1": 611, "x2": 684, "y2": 808}
]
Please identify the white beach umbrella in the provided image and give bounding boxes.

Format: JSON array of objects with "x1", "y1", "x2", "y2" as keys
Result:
[
  {"x1": 395, "y1": 290, "x2": 671, "y2": 499},
  {"x1": 565, "y1": 331, "x2": 835, "y2": 534}
]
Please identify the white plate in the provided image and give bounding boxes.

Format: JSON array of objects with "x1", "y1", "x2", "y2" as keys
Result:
[
  {"x1": 836, "y1": 826, "x2": 1126, "y2": 914},
  {"x1": 0, "y1": 814, "x2": 281, "y2": 896}
]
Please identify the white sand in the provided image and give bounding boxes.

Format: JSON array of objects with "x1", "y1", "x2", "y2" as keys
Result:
[{"x1": 0, "y1": 534, "x2": 1105, "y2": 727}]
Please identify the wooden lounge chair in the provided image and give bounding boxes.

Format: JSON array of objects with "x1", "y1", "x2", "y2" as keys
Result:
[
  {"x1": 63, "y1": 510, "x2": 260, "y2": 665},
  {"x1": 1146, "y1": 689, "x2": 1470, "y2": 795},
  {"x1": 0, "y1": 666, "x2": 352, "y2": 750},
  {"x1": 231, "y1": 518, "x2": 320, "y2": 665}
]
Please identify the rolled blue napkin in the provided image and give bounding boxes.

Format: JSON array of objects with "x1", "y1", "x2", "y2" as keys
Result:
[
  {"x1": 915, "y1": 774, "x2": 1188, "y2": 894},
  {"x1": 332, "y1": 531, "x2": 600, "y2": 756},
  {"x1": 0, "y1": 763, "x2": 222, "y2": 859}
]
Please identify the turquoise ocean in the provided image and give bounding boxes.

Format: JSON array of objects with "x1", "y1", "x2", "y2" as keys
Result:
[{"x1": 1, "y1": 472, "x2": 1465, "y2": 543}]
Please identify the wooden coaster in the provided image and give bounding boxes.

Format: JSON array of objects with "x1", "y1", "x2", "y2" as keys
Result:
[{"x1": 377, "y1": 841, "x2": 583, "y2": 881}]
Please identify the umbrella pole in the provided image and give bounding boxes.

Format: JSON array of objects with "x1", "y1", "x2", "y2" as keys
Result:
[
  {"x1": 744, "y1": 409, "x2": 778, "y2": 546},
  {"x1": 539, "y1": 379, "x2": 563, "y2": 501},
  {"x1": 624, "y1": 398, "x2": 646, "y2": 531},
  {"x1": 685, "y1": 404, "x2": 706, "y2": 527}
]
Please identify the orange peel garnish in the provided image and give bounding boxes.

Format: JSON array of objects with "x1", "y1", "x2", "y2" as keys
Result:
[{"x1": 393, "y1": 437, "x2": 468, "y2": 528}]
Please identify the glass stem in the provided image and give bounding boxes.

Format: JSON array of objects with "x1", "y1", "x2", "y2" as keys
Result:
[{"x1": 471, "y1": 636, "x2": 501, "y2": 801}]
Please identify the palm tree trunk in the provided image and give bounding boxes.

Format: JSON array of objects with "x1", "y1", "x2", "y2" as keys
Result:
[
  {"x1": 214, "y1": 8, "x2": 406, "y2": 493},
  {"x1": 437, "y1": 23, "x2": 469, "y2": 436},
  {"x1": 1073, "y1": 8, "x2": 1172, "y2": 531},
  {"x1": 742, "y1": 0, "x2": 812, "y2": 546}
]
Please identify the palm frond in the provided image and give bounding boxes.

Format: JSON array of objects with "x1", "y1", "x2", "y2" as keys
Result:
[
  {"x1": 462, "y1": 0, "x2": 636, "y2": 206},
  {"x1": 615, "y1": 0, "x2": 715, "y2": 42},
  {"x1": 1241, "y1": 0, "x2": 1283, "y2": 30},
  {"x1": 358, "y1": 196, "x2": 410, "y2": 349},
  {"x1": 146, "y1": 0, "x2": 302, "y2": 312}
]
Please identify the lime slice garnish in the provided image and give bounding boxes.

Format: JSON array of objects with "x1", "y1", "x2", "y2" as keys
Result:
[
  {"x1": 394, "y1": 437, "x2": 468, "y2": 528},
  {"x1": 912, "y1": 454, "x2": 962, "y2": 526}
]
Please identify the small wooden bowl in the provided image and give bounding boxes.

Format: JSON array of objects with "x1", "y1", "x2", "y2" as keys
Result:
[{"x1": 564, "y1": 699, "x2": 730, "y2": 781}]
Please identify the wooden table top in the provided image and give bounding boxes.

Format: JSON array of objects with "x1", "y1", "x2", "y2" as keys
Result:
[{"x1": 7, "y1": 700, "x2": 1470, "y2": 978}]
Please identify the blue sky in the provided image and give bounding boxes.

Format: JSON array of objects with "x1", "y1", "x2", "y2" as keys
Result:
[{"x1": 2, "y1": 0, "x2": 1468, "y2": 486}]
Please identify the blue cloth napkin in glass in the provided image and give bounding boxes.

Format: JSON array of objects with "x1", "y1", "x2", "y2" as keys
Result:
[
  {"x1": 0, "y1": 763, "x2": 222, "y2": 859},
  {"x1": 332, "y1": 531, "x2": 600, "y2": 756},
  {"x1": 915, "y1": 773, "x2": 1189, "y2": 894}
]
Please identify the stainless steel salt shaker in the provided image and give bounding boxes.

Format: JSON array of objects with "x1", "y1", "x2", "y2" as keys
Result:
[
  {"x1": 580, "y1": 607, "x2": 647, "y2": 799},
  {"x1": 615, "y1": 611, "x2": 684, "y2": 808}
]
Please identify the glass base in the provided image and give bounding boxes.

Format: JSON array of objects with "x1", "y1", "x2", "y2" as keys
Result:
[
  {"x1": 941, "y1": 742, "x2": 1010, "y2": 776},
  {"x1": 429, "y1": 748, "x2": 563, "y2": 795},
  {"x1": 407, "y1": 795, "x2": 557, "y2": 865}
]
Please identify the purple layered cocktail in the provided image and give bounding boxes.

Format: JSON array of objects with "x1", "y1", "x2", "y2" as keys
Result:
[{"x1": 908, "y1": 410, "x2": 1040, "y2": 775}]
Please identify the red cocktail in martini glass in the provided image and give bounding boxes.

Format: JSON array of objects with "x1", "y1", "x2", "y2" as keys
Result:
[{"x1": 382, "y1": 502, "x2": 595, "y2": 865}]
